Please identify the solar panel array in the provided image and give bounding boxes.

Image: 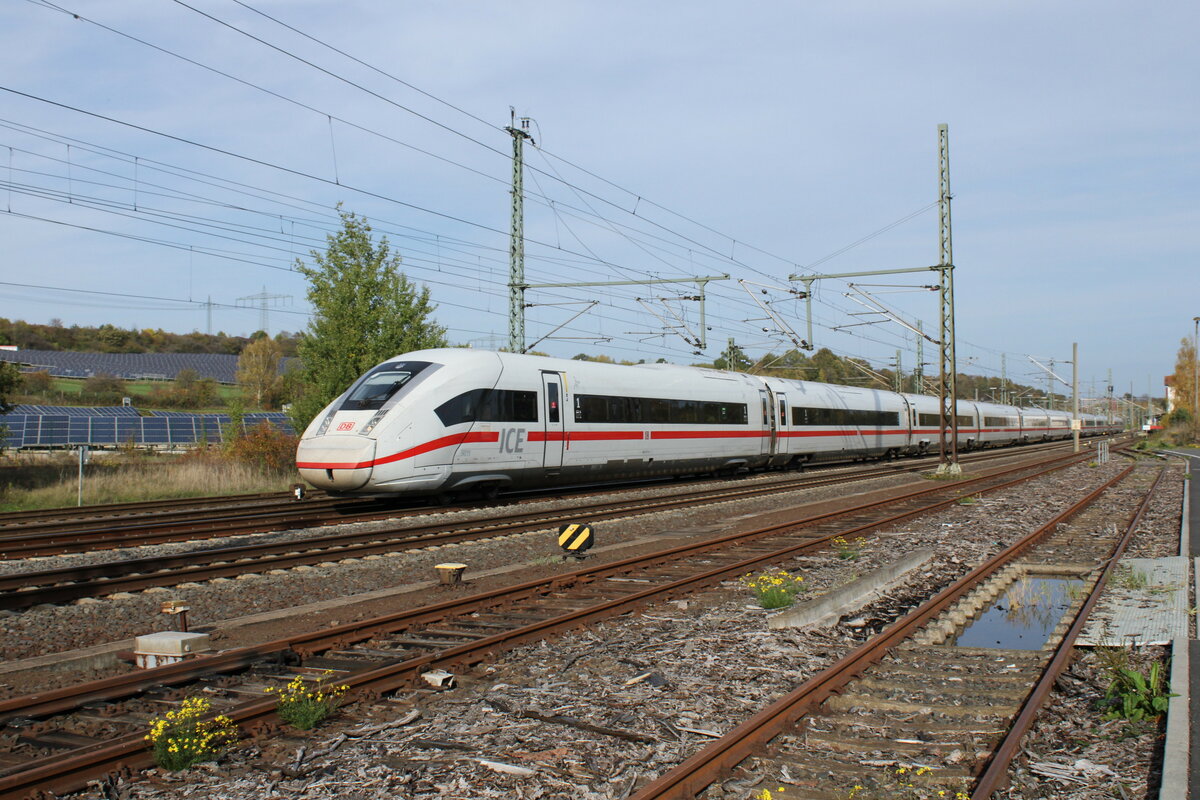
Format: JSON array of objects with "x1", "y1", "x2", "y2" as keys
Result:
[
  {"x1": 0, "y1": 411, "x2": 295, "y2": 448},
  {"x1": 0, "y1": 349, "x2": 294, "y2": 384},
  {"x1": 11, "y1": 404, "x2": 143, "y2": 416}
]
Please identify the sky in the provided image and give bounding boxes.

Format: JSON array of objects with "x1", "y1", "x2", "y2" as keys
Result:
[{"x1": 0, "y1": 0, "x2": 1196, "y2": 401}]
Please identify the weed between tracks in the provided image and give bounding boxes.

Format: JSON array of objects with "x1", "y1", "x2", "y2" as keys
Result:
[
  {"x1": 1095, "y1": 648, "x2": 1175, "y2": 726},
  {"x1": 741, "y1": 568, "x2": 806, "y2": 609},
  {"x1": 832, "y1": 765, "x2": 970, "y2": 799},
  {"x1": 145, "y1": 697, "x2": 237, "y2": 771},
  {"x1": 832, "y1": 535, "x2": 868, "y2": 561},
  {"x1": 267, "y1": 671, "x2": 349, "y2": 730}
]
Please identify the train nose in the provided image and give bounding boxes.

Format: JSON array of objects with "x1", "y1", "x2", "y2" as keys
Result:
[{"x1": 296, "y1": 435, "x2": 377, "y2": 492}]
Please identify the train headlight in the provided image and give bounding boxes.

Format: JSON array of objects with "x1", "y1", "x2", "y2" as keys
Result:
[{"x1": 360, "y1": 409, "x2": 387, "y2": 436}]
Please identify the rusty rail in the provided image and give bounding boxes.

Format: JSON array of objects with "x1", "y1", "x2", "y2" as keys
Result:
[
  {"x1": 0, "y1": 447, "x2": 1095, "y2": 609},
  {"x1": 969, "y1": 465, "x2": 1167, "y2": 798},
  {"x1": 628, "y1": 464, "x2": 1141, "y2": 799},
  {"x1": 0, "y1": 450, "x2": 1105, "y2": 799}
]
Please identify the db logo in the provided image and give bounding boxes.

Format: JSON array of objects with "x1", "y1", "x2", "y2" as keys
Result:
[{"x1": 336, "y1": 421, "x2": 355, "y2": 432}]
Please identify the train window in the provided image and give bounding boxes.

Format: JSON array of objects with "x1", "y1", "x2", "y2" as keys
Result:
[
  {"x1": 644, "y1": 398, "x2": 669, "y2": 423},
  {"x1": 341, "y1": 361, "x2": 431, "y2": 411},
  {"x1": 573, "y1": 394, "x2": 747, "y2": 425},
  {"x1": 435, "y1": 389, "x2": 486, "y2": 426},
  {"x1": 607, "y1": 396, "x2": 629, "y2": 422},
  {"x1": 575, "y1": 395, "x2": 608, "y2": 422},
  {"x1": 435, "y1": 389, "x2": 537, "y2": 426},
  {"x1": 984, "y1": 416, "x2": 1008, "y2": 427},
  {"x1": 793, "y1": 407, "x2": 900, "y2": 427},
  {"x1": 918, "y1": 412, "x2": 970, "y2": 428},
  {"x1": 546, "y1": 383, "x2": 559, "y2": 423}
]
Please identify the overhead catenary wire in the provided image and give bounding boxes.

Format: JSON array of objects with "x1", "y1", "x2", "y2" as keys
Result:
[{"x1": 5, "y1": 4, "x2": 1030, "y2": 377}]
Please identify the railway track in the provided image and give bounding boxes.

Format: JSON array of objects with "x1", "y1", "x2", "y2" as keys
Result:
[
  {"x1": 629, "y1": 463, "x2": 1164, "y2": 799},
  {"x1": 0, "y1": 446, "x2": 1103, "y2": 610},
  {"x1": 0, "y1": 446, "x2": 1122, "y2": 798},
  {"x1": 0, "y1": 438, "x2": 1117, "y2": 561}
]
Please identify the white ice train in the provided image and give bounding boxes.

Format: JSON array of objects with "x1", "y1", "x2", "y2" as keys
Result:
[{"x1": 295, "y1": 349, "x2": 1122, "y2": 497}]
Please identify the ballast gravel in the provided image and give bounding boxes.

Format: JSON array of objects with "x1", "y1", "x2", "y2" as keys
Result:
[{"x1": 58, "y1": 457, "x2": 1177, "y2": 799}]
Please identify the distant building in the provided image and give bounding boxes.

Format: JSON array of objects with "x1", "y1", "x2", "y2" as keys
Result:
[{"x1": 1164, "y1": 375, "x2": 1175, "y2": 412}]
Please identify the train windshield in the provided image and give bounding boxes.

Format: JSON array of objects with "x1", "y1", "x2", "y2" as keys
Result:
[{"x1": 341, "y1": 361, "x2": 432, "y2": 411}]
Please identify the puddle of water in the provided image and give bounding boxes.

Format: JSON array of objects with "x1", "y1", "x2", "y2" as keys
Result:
[{"x1": 950, "y1": 575, "x2": 1084, "y2": 650}]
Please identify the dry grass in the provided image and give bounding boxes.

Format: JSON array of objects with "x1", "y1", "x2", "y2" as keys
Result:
[{"x1": 0, "y1": 456, "x2": 298, "y2": 511}]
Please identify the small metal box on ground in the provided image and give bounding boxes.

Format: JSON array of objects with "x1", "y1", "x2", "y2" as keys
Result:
[
  {"x1": 133, "y1": 631, "x2": 213, "y2": 669},
  {"x1": 435, "y1": 563, "x2": 468, "y2": 585}
]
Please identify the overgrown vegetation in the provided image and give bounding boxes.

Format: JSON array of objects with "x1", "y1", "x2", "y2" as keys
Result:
[
  {"x1": 1095, "y1": 648, "x2": 1175, "y2": 724},
  {"x1": 741, "y1": 568, "x2": 806, "y2": 609},
  {"x1": 0, "y1": 454, "x2": 296, "y2": 511},
  {"x1": 0, "y1": 415, "x2": 300, "y2": 510},
  {"x1": 145, "y1": 696, "x2": 237, "y2": 771},
  {"x1": 832, "y1": 535, "x2": 867, "y2": 561},
  {"x1": 267, "y1": 671, "x2": 349, "y2": 730},
  {"x1": 1111, "y1": 565, "x2": 1151, "y2": 590}
]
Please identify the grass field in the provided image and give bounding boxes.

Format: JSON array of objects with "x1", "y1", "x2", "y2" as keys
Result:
[
  {"x1": 0, "y1": 453, "x2": 299, "y2": 511},
  {"x1": 23, "y1": 378, "x2": 249, "y2": 414}
]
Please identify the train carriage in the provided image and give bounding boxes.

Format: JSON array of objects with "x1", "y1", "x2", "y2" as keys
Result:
[
  {"x1": 975, "y1": 404, "x2": 1023, "y2": 447},
  {"x1": 296, "y1": 349, "x2": 1122, "y2": 498},
  {"x1": 760, "y1": 377, "x2": 910, "y2": 465}
]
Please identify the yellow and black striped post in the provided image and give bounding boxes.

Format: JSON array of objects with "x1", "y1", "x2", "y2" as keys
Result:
[{"x1": 558, "y1": 523, "x2": 594, "y2": 558}]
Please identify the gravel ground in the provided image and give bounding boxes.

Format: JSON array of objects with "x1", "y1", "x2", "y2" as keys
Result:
[
  {"x1": 0, "y1": 465, "x2": 936, "y2": 670},
  {"x1": 1000, "y1": 457, "x2": 1183, "y2": 800},
  {"x1": 71, "y1": 458, "x2": 1170, "y2": 800}
]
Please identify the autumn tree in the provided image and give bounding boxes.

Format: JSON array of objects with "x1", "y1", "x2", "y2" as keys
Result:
[
  {"x1": 0, "y1": 362, "x2": 19, "y2": 414},
  {"x1": 1171, "y1": 335, "x2": 1197, "y2": 426},
  {"x1": 290, "y1": 207, "x2": 446, "y2": 430},
  {"x1": 237, "y1": 336, "x2": 284, "y2": 409},
  {"x1": 21, "y1": 370, "x2": 53, "y2": 396}
]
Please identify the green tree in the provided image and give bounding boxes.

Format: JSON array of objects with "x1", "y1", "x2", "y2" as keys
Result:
[
  {"x1": 714, "y1": 341, "x2": 751, "y2": 372},
  {"x1": 291, "y1": 207, "x2": 446, "y2": 430}
]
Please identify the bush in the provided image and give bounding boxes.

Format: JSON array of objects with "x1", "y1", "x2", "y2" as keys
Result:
[
  {"x1": 144, "y1": 370, "x2": 222, "y2": 409},
  {"x1": 21, "y1": 370, "x2": 52, "y2": 395},
  {"x1": 81, "y1": 372, "x2": 127, "y2": 404},
  {"x1": 223, "y1": 421, "x2": 298, "y2": 474}
]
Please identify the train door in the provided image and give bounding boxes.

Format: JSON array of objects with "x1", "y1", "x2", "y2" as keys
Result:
[
  {"x1": 898, "y1": 395, "x2": 914, "y2": 451},
  {"x1": 773, "y1": 391, "x2": 788, "y2": 458},
  {"x1": 541, "y1": 372, "x2": 565, "y2": 470},
  {"x1": 759, "y1": 389, "x2": 775, "y2": 456}
]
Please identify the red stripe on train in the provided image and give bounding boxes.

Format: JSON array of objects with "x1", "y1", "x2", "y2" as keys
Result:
[{"x1": 297, "y1": 431, "x2": 499, "y2": 470}]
